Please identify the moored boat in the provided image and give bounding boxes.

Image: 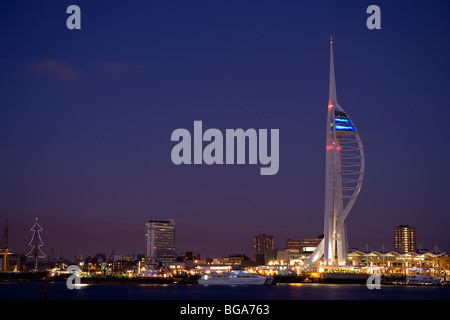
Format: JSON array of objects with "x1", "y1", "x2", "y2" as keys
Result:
[
  {"x1": 198, "y1": 269, "x2": 273, "y2": 285},
  {"x1": 406, "y1": 274, "x2": 441, "y2": 286}
]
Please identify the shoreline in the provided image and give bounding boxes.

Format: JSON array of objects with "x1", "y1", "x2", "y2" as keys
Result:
[
  {"x1": 1, "y1": 273, "x2": 447, "y2": 286},
  {"x1": 1, "y1": 271, "x2": 448, "y2": 287}
]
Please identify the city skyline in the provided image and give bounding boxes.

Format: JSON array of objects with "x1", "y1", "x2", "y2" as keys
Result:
[
  {"x1": 1, "y1": 1, "x2": 449, "y2": 260},
  {"x1": 0, "y1": 215, "x2": 444, "y2": 261}
]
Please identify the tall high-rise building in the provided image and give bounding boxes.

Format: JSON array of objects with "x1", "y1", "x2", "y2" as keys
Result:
[
  {"x1": 303, "y1": 37, "x2": 365, "y2": 269},
  {"x1": 254, "y1": 234, "x2": 274, "y2": 256},
  {"x1": 394, "y1": 225, "x2": 416, "y2": 253},
  {"x1": 145, "y1": 219, "x2": 175, "y2": 258}
]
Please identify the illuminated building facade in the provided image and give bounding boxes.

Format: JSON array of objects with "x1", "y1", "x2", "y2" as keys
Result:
[
  {"x1": 347, "y1": 249, "x2": 445, "y2": 275},
  {"x1": 145, "y1": 219, "x2": 175, "y2": 258},
  {"x1": 286, "y1": 237, "x2": 322, "y2": 253},
  {"x1": 304, "y1": 38, "x2": 365, "y2": 268},
  {"x1": 394, "y1": 225, "x2": 416, "y2": 253}
]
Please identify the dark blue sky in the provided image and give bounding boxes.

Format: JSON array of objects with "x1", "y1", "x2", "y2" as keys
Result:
[{"x1": 0, "y1": 1, "x2": 449, "y2": 259}]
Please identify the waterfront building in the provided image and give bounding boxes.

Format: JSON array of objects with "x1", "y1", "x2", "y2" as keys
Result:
[
  {"x1": 112, "y1": 253, "x2": 144, "y2": 273},
  {"x1": 145, "y1": 219, "x2": 175, "y2": 259},
  {"x1": 394, "y1": 225, "x2": 416, "y2": 253},
  {"x1": 264, "y1": 248, "x2": 278, "y2": 265},
  {"x1": 286, "y1": 237, "x2": 322, "y2": 253},
  {"x1": 346, "y1": 249, "x2": 446, "y2": 275},
  {"x1": 0, "y1": 251, "x2": 26, "y2": 272},
  {"x1": 23, "y1": 256, "x2": 70, "y2": 271},
  {"x1": 113, "y1": 253, "x2": 144, "y2": 262},
  {"x1": 437, "y1": 254, "x2": 450, "y2": 271},
  {"x1": 177, "y1": 251, "x2": 201, "y2": 262},
  {"x1": 264, "y1": 250, "x2": 290, "y2": 266},
  {"x1": 229, "y1": 254, "x2": 250, "y2": 265},
  {"x1": 210, "y1": 254, "x2": 251, "y2": 266}
]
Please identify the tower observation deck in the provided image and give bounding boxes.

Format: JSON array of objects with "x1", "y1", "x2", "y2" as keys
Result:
[{"x1": 303, "y1": 38, "x2": 365, "y2": 269}]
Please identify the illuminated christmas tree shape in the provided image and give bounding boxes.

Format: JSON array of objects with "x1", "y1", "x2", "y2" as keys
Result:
[{"x1": 26, "y1": 217, "x2": 46, "y2": 269}]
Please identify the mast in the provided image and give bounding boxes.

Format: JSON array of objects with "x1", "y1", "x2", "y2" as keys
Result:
[{"x1": 3, "y1": 218, "x2": 8, "y2": 272}]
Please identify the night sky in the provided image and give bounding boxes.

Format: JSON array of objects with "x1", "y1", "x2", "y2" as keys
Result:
[{"x1": 0, "y1": 1, "x2": 449, "y2": 260}]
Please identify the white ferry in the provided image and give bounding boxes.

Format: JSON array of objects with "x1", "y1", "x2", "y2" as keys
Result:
[
  {"x1": 198, "y1": 270, "x2": 273, "y2": 286},
  {"x1": 406, "y1": 275, "x2": 441, "y2": 286}
]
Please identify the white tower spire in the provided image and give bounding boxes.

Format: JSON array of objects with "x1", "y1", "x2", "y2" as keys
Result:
[
  {"x1": 303, "y1": 38, "x2": 365, "y2": 269},
  {"x1": 329, "y1": 36, "x2": 337, "y2": 106}
]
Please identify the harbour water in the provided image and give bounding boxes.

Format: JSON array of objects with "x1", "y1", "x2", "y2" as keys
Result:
[{"x1": 1, "y1": 282, "x2": 450, "y2": 300}]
